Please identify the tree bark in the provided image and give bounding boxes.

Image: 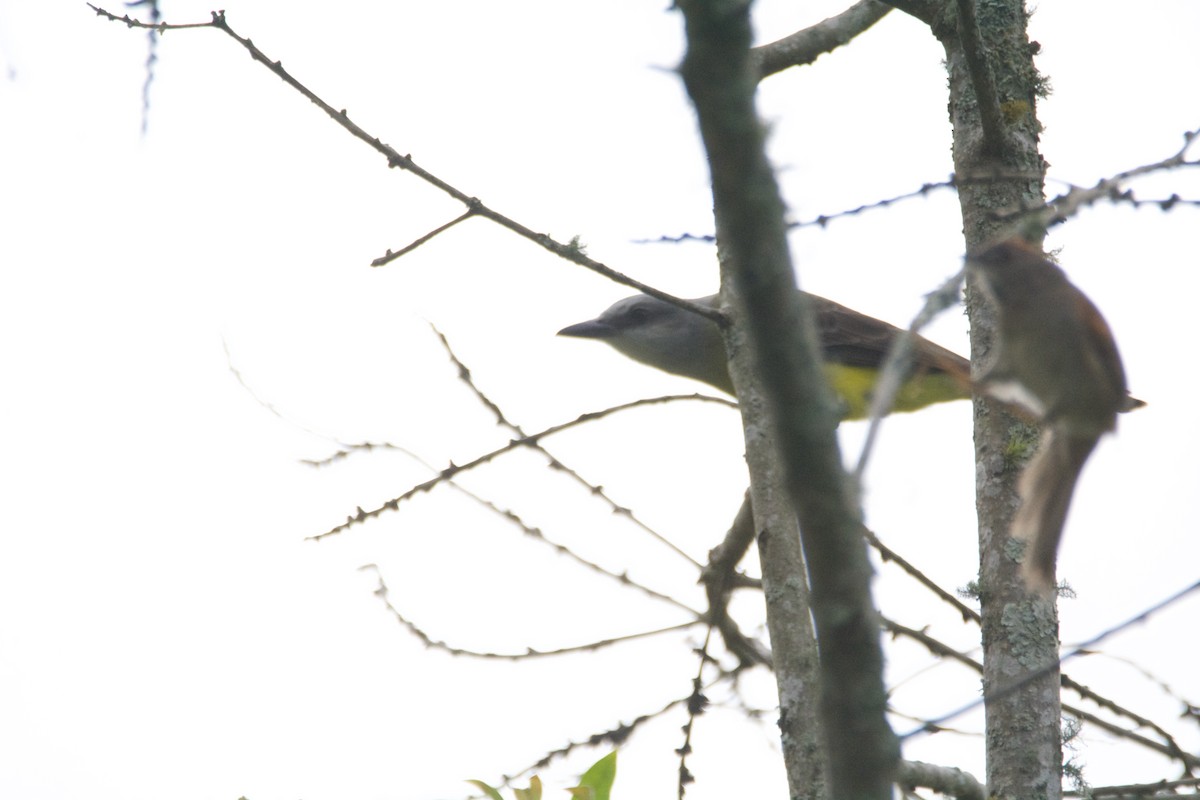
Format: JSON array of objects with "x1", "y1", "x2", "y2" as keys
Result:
[
  {"x1": 678, "y1": 1, "x2": 899, "y2": 798},
  {"x1": 933, "y1": 1, "x2": 1064, "y2": 796}
]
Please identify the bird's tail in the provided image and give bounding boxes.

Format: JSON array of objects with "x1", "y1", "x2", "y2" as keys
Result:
[{"x1": 1013, "y1": 427, "x2": 1099, "y2": 593}]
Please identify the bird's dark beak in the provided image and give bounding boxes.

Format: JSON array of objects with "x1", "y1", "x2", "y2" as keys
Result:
[{"x1": 557, "y1": 319, "x2": 616, "y2": 339}]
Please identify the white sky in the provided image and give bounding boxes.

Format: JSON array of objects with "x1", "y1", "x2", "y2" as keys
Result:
[{"x1": 2, "y1": 1, "x2": 1199, "y2": 799}]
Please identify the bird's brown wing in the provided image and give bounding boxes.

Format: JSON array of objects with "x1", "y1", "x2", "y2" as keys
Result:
[{"x1": 806, "y1": 292, "x2": 971, "y2": 385}]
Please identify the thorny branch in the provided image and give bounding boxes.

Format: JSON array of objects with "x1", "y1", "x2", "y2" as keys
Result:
[
  {"x1": 426, "y1": 326, "x2": 768, "y2": 668},
  {"x1": 306, "y1": 394, "x2": 734, "y2": 541},
  {"x1": 87, "y1": 4, "x2": 724, "y2": 325},
  {"x1": 359, "y1": 565, "x2": 699, "y2": 660},
  {"x1": 643, "y1": 143, "x2": 1200, "y2": 244},
  {"x1": 427, "y1": 324, "x2": 705, "y2": 569},
  {"x1": 225, "y1": 340, "x2": 710, "y2": 613},
  {"x1": 1027, "y1": 128, "x2": 1200, "y2": 228},
  {"x1": 892, "y1": 580, "x2": 1200, "y2": 771}
]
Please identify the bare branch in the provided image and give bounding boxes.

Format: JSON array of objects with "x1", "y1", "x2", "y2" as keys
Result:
[
  {"x1": 699, "y1": 494, "x2": 773, "y2": 668},
  {"x1": 887, "y1": 617, "x2": 1200, "y2": 770},
  {"x1": 676, "y1": 632, "x2": 713, "y2": 798},
  {"x1": 372, "y1": 209, "x2": 475, "y2": 266},
  {"x1": 898, "y1": 760, "x2": 985, "y2": 800},
  {"x1": 89, "y1": 3, "x2": 209, "y2": 30},
  {"x1": 890, "y1": 580, "x2": 1200, "y2": 771},
  {"x1": 954, "y1": 0, "x2": 1006, "y2": 157},
  {"x1": 753, "y1": 1, "x2": 892, "y2": 80},
  {"x1": 435, "y1": 477, "x2": 705, "y2": 613},
  {"x1": 430, "y1": 327, "x2": 777, "y2": 665},
  {"x1": 306, "y1": 393, "x2": 735, "y2": 540},
  {"x1": 228, "y1": 334, "x2": 711, "y2": 602},
  {"x1": 1079, "y1": 652, "x2": 1200, "y2": 726},
  {"x1": 89, "y1": 4, "x2": 725, "y2": 324},
  {"x1": 641, "y1": 138, "x2": 1198, "y2": 246},
  {"x1": 359, "y1": 565, "x2": 699, "y2": 660},
  {"x1": 869, "y1": 529, "x2": 981, "y2": 624},
  {"x1": 638, "y1": 169, "x2": 1042, "y2": 242},
  {"x1": 506, "y1": 692, "x2": 695, "y2": 784},
  {"x1": 1032, "y1": 127, "x2": 1200, "y2": 228},
  {"x1": 1073, "y1": 777, "x2": 1200, "y2": 799},
  {"x1": 429, "y1": 323, "x2": 706, "y2": 567}
]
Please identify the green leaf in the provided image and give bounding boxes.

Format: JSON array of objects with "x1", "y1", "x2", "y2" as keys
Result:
[
  {"x1": 572, "y1": 752, "x2": 616, "y2": 800},
  {"x1": 465, "y1": 780, "x2": 506, "y2": 800},
  {"x1": 514, "y1": 775, "x2": 542, "y2": 800}
]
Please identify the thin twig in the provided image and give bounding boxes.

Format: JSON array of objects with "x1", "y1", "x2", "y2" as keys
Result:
[
  {"x1": 886, "y1": 616, "x2": 1200, "y2": 769},
  {"x1": 430, "y1": 324, "x2": 718, "y2": 568},
  {"x1": 896, "y1": 579, "x2": 1200, "y2": 770},
  {"x1": 87, "y1": 4, "x2": 724, "y2": 324},
  {"x1": 676, "y1": 629, "x2": 713, "y2": 799},
  {"x1": 699, "y1": 494, "x2": 772, "y2": 668},
  {"x1": 867, "y1": 527, "x2": 981, "y2": 624},
  {"x1": 752, "y1": 0, "x2": 892, "y2": 80},
  {"x1": 359, "y1": 564, "x2": 700, "y2": 660},
  {"x1": 226, "y1": 340, "x2": 704, "y2": 611},
  {"x1": 1018, "y1": 127, "x2": 1200, "y2": 229},
  {"x1": 307, "y1": 394, "x2": 735, "y2": 541},
  {"x1": 853, "y1": 270, "x2": 965, "y2": 481}
]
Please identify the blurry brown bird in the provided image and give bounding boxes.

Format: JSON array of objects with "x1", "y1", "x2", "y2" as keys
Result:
[{"x1": 968, "y1": 236, "x2": 1138, "y2": 591}]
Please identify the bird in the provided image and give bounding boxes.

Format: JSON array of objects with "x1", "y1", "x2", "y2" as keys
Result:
[
  {"x1": 967, "y1": 236, "x2": 1136, "y2": 591},
  {"x1": 557, "y1": 291, "x2": 972, "y2": 420}
]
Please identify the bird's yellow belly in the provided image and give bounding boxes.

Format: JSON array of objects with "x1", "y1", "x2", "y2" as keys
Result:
[{"x1": 825, "y1": 364, "x2": 967, "y2": 420}]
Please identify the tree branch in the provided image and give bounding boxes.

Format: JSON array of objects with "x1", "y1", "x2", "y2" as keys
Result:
[
  {"x1": 678, "y1": 0, "x2": 898, "y2": 797},
  {"x1": 700, "y1": 494, "x2": 774, "y2": 668},
  {"x1": 88, "y1": 5, "x2": 725, "y2": 325},
  {"x1": 898, "y1": 759, "x2": 985, "y2": 800},
  {"x1": 927, "y1": 0, "x2": 1062, "y2": 794},
  {"x1": 752, "y1": 1, "x2": 892, "y2": 80},
  {"x1": 954, "y1": 0, "x2": 1007, "y2": 158},
  {"x1": 307, "y1": 395, "x2": 733, "y2": 540}
]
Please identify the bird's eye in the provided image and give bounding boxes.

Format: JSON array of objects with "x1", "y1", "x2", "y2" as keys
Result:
[{"x1": 626, "y1": 306, "x2": 651, "y2": 323}]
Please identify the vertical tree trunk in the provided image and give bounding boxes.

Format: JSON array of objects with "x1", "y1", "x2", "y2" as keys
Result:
[
  {"x1": 730, "y1": 393, "x2": 827, "y2": 800},
  {"x1": 678, "y1": 1, "x2": 898, "y2": 798},
  {"x1": 935, "y1": 2, "x2": 1064, "y2": 796}
]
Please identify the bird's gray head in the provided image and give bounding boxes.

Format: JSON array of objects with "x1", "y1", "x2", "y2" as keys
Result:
[{"x1": 557, "y1": 293, "x2": 732, "y2": 394}]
